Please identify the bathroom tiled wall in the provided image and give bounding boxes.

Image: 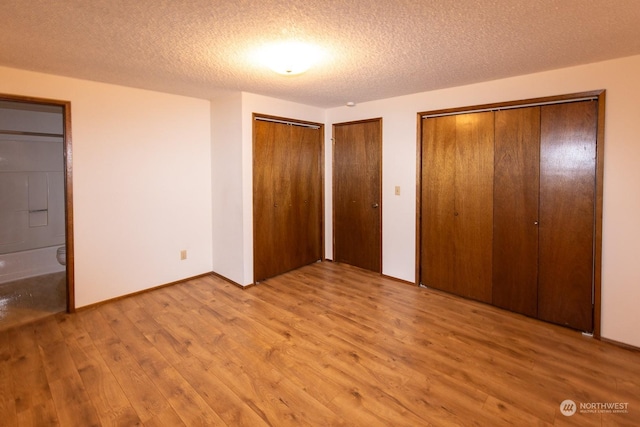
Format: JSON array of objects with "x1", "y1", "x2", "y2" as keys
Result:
[{"x1": 0, "y1": 137, "x2": 65, "y2": 254}]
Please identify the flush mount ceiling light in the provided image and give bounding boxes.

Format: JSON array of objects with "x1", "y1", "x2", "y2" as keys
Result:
[{"x1": 257, "y1": 41, "x2": 324, "y2": 75}]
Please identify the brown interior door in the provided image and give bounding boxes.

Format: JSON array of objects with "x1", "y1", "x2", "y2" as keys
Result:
[
  {"x1": 421, "y1": 112, "x2": 494, "y2": 303},
  {"x1": 492, "y1": 107, "x2": 540, "y2": 317},
  {"x1": 253, "y1": 118, "x2": 322, "y2": 282},
  {"x1": 333, "y1": 119, "x2": 382, "y2": 272},
  {"x1": 538, "y1": 101, "x2": 596, "y2": 332}
]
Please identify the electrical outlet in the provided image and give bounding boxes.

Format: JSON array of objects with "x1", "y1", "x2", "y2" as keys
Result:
[
  {"x1": 180, "y1": 250, "x2": 187, "y2": 260},
  {"x1": 395, "y1": 186, "x2": 401, "y2": 196}
]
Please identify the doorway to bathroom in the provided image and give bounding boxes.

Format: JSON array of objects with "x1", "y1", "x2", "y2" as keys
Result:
[{"x1": 0, "y1": 94, "x2": 73, "y2": 329}]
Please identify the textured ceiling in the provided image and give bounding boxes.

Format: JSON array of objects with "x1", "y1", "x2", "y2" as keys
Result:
[{"x1": 1, "y1": 0, "x2": 640, "y2": 107}]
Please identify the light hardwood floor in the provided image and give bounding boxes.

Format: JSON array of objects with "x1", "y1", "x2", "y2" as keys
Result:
[{"x1": 1, "y1": 262, "x2": 638, "y2": 426}]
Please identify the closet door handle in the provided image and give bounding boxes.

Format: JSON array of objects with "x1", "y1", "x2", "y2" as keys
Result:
[
  {"x1": 534, "y1": 221, "x2": 539, "y2": 225},
  {"x1": 372, "y1": 203, "x2": 379, "y2": 208}
]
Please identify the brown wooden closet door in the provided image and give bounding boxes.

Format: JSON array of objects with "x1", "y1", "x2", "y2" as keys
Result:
[
  {"x1": 333, "y1": 119, "x2": 382, "y2": 272},
  {"x1": 421, "y1": 115, "x2": 456, "y2": 291},
  {"x1": 286, "y1": 125, "x2": 323, "y2": 269},
  {"x1": 538, "y1": 101, "x2": 596, "y2": 332},
  {"x1": 254, "y1": 119, "x2": 279, "y2": 280},
  {"x1": 492, "y1": 107, "x2": 540, "y2": 317},
  {"x1": 454, "y1": 112, "x2": 494, "y2": 303},
  {"x1": 421, "y1": 112, "x2": 494, "y2": 303},
  {"x1": 253, "y1": 119, "x2": 322, "y2": 282}
]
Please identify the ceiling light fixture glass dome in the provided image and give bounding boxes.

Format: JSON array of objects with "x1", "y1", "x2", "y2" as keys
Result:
[{"x1": 258, "y1": 41, "x2": 324, "y2": 75}]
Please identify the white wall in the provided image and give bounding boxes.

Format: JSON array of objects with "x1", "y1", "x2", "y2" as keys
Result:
[
  {"x1": 211, "y1": 92, "x2": 244, "y2": 284},
  {"x1": 326, "y1": 55, "x2": 640, "y2": 348},
  {"x1": 0, "y1": 66, "x2": 213, "y2": 307}
]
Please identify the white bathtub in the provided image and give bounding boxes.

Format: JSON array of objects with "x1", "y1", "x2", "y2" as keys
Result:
[{"x1": 0, "y1": 245, "x2": 65, "y2": 284}]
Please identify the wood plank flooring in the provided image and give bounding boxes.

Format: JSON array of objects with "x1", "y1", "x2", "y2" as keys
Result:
[{"x1": 1, "y1": 261, "x2": 638, "y2": 426}]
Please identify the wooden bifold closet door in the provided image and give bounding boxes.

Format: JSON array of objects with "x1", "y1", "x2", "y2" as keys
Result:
[
  {"x1": 420, "y1": 97, "x2": 600, "y2": 332},
  {"x1": 537, "y1": 101, "x2": 596, "y2": 332},
  {"x1": 421, "y1": 112, "x2": 494, "y2": 303},
  {"x1": 492, "y1": 107, "x2": 541, "y2": 318},
  {"x1": 253, "y1": 118, "x2": 322, "y2": 283},
  {"x1": 492, "y1": 101, "x2": 596, "y2": 331}
]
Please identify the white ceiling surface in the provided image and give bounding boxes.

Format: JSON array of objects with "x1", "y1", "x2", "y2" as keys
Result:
[{"x1": 2, "y1": 1, "x2": 640, "y2": 108}]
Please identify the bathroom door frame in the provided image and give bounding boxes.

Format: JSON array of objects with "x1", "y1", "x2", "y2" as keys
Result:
[{"x1": 1, "y1": 93, "x2": 75, "y2": 312}]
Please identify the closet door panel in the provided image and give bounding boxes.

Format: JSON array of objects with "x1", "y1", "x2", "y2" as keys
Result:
[
  {"x1": 420, "y1": 116, "x2": 456, "y2": 291},
  {"x1": 538, "y1": 101, "x2": 597, "y2": 331},
  {"x1": 254, "y1": 119, "x2": 282, "y2": 281},
  {"x1": 492, "y1": 107, "x2": 540, "y2": 317},
  {"x1": 286, "y1": 125, "x2": 322, "y2": 271},
  {"x1": 454, "y1": 112, "x2": 494, "y2": 303}
]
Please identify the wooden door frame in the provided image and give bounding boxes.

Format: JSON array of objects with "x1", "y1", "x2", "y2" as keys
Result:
[
  {"x1": 1, "y1": 93, "x2": 75, "y2": 312},
  {"x1": 331, "y1": 117, "x2": 383, "y2": 272},
  {"x1": 416, "y1": 90, "x2": 605, "y2": 337},
  {"x1": 252, "y1": 113, "x2": 325, "y2": 284}
]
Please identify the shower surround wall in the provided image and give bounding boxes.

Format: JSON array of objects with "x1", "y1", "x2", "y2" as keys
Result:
[{"x1": 0, "y1": 102, "x2": 65, "y2": 284}]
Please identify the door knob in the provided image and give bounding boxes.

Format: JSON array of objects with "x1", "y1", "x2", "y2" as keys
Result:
[{"x1": 372, "y1": 203, "x2": 379, "y2": 208}]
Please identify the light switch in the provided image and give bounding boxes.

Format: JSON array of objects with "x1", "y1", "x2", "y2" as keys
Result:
[{"x1": 395, "y1": 186, "x2": 401, "y2": 196}]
